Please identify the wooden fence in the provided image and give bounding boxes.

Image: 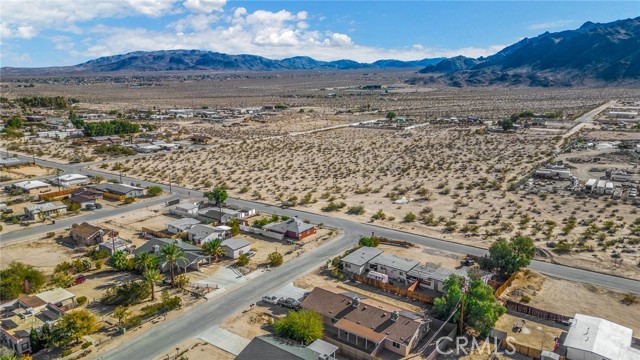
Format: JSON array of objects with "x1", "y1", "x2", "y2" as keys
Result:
[
  {"x1": 141, "y1": 227, "x2": 179, "y2": 239},
  {"x1": 323, "y1": 337, "x2": 382, "y2": 360},
  {"x1": 494, "y1": 271, "x2": 519, "y2": 298},
  {"x1": 503, "y1": 300, "x2": 572, "y2": 322},
  {"x1": 39, "y1": 187, "x2": 79, "y2": 201},
  {"x1": 352, "y1": 274, "x2": 434, "y2": 304},
  {"x1": 378, "y1": 237, "x2": 415, "y2": 248},
  {"x1": 103, "y1": 192, "x2": 125, "y2": 201}
]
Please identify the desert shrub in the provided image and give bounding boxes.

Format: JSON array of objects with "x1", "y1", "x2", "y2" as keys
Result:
[
  {"x1": 76, "y1": 296, "x2": 88, "y2": 306},
  {"x1": 101, "y1": 281, "x2": 150, "y2": 306},
  {"x1": 358, "y1": 236, "x2": 380, "y2": 247},
  {"x1": 346, "y1": 205, "x2": 365, "y2": 215},
  {"x1": 267, "y1": 251, "x2": 284, "y2": 267},
  {"x1": 237, "y1": 253, "x2": 250, "y2": 266}
]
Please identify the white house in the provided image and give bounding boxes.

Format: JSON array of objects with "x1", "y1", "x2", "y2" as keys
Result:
[
  {"x1": 407, "y1": 265, "x2": 470, "y2": 293},
  {"x1": 170, "y1": 202, "x2": 201, "y2": 217},
  {"x1": 166, "y1": 218, "x2": 201, "y2": 234},
  {"x1": 221, "y1": 237, "x2": 251, "y2": 259},
  {"x1": 13, "y1": 180, "x2": 50, "y2": 192},
  {"x1": 51, "y1": 174, "x2": 89, "y2": 187},
  {"x1": 564, "y1": 314, "x2": 640, "y2": 360},
  {"x1": 187, "y1": 224, "x2": 225, "y2": 244},
  {"x1": 367, "y1": 254, "x2": 419, "y2": 284},
  {"x1": 341, "y1": 247, "x2": 383, "y2": 275}
]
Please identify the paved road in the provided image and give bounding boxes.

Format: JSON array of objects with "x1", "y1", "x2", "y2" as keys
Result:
[
  {"x1": 562, "y1": 100, "x2": 616, "y2": 139},
  {"x1": 5, "y1": 154, "x2": 640, "y2": 360},
  {"x1": 0, "y1": 195, "x2": 179, "y2": 245}
]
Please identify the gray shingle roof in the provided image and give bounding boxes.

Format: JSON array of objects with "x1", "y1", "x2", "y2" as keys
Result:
[
  {"x1": 341, "y1": 247, "x2": 383, "y2": 267},
  {"x1": 369, "y1": 254, "x2": 419, "y2": 272},
  {"x1": 221, "y1": 237, "x2": 251, "y2": 251},
  {"x1": 264, "y1": 218, "x2": 314, "y2": 235}
]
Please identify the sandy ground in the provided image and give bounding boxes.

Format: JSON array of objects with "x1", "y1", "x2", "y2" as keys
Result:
[
  {"x1": 220, "y1": 305, "x2": 274, "y2": 339},
  {"x1": 494, "y1": 313, "x2": 563, "y2": 353},
  {"x1": 501, "y1": 270, "x2": 640, "y2": 334},
  {"x1": 0, "y1": 164, "x2": 56, "y2": 180},
  {"x1": 0, "y1": 236, "x2": 83, "y2": 272}
]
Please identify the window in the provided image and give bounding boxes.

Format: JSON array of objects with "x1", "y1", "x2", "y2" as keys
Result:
[
  {"x1": 392, "y1": 342, "x2": 400, "y2": 348},
  {"x1": 22, "y1": 343, "x2": 30, "y2": 350},
  {"x1": 399, "y1": 272, "x2": 403, "y2": 276},
  {"x1": 344, "y1": 263, "x2": 351, "y2": 269}
]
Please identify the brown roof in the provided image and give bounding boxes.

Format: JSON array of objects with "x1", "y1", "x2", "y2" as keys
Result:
[
  {"x1": 70, "y1": 222, "x2": 102, "y2": 239},
  {"x1": 17, "y1": 294, "x2": 46, "y2": 308},
  {"x1": 301, "y1": 287, "x2": 426, "y2": 345},
  {"x1": 70, "y1": 195, "x2": 95, "y2": 204},
  {"x1": 334, "y1": 319, "x2": 387, "y2": 343}
]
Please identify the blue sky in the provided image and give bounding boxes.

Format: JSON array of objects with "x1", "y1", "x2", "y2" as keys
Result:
[{"x1": 1, "y1": 1, "x2": 638, "y2": 67}]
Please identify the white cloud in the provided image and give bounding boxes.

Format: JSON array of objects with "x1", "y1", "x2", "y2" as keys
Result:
[
  {"x1": 528, "y1": 20, "x2": 574, "y2": 30},
  {"x1": 183, "y1": 0, "x2": 226, "y2": 14}
]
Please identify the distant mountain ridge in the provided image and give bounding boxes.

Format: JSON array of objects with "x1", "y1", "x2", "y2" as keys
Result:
[
  {"x1": 410, "y1": 17, "x2": 640, "y2": 87},
  {"x1": 0, "y1": 50, "x2": 443, "y2": 75}
]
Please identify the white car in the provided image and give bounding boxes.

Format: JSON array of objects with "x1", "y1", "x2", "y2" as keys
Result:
[{"x1": 261, "y1": 295, "x2": 278, "y2": 305}]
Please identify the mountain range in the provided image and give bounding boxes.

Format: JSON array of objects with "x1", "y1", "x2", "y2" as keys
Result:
[
  {"x1": 410, "y1": 16, "x2": 640, "y2": 86},
  {"x1": 2, "y1": 17, "x2": 639, "y2": 87},
  {"x1": 0, "y1": 51, "x2": 443, "y2": 75}
]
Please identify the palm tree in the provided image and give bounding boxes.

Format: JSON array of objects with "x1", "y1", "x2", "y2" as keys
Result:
[
  {"x1": 142, "y1": 269, "x2": 162, "y2": 301},
  {"x1": 159, "y1": 243, "x2": 185, "y2": 286},
  {"x1": 201, "y1": 239, "x2": 225, "y2": 264},
  {"x1": 113, "y1": 306, "x2": 131, "y2": 327},
  {"x1": 134, "y1": 252, "x2": 157, "y2": 273}
]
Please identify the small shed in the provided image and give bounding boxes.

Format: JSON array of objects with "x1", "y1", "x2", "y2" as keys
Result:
[{"x1": 221, "y1": 237, "x2": 251, "y2": 259}]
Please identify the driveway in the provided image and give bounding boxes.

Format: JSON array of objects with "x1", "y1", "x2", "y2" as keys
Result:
[{"x1": 198, "y1": 326, "x2": 250, "y2": 356}]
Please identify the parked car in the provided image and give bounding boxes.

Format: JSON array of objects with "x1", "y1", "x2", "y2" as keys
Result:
[
  {"x1": 69, "y1": 275, "x2": 86, "y2": 287},
  {"x1": 95, "y1": 203, "x2": 103, "y2": 209},
  {"x1": 246, "y1": 251, "x2": 257, "y2": 258},
  {"x1": 261, "y1": 295, "x2": 279, "y2": 305},
  {"x1": 277, "y1": 297, "x2": 301, "y2": 310}
]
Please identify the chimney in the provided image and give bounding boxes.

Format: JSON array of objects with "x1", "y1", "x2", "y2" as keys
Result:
[
  {"x1": 352, "y1": 297, "x2": 360, "y2": 308},
  {"x1": 391, "y1": 310, "x2": 399, "y2": 321},
  {"x1": 152, "y1": 245, "x2": 160, "y2": 253}
]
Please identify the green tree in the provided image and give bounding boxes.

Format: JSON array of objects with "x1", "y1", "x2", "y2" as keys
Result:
[
  {"x1": 202, "y1": 239, "x2": 225, "y2": 263},
  {"x1": 274, "y1": 310, "x2": 323, "y2": 344},
  {"x1": 109, "y1": 251, "x2": 129, "y2": 271},
  {"x1": 147, "y1": 186, "x2": 163, "y2": 197},
  {"x1": 142, "y1": 269, "x2": 162, "y2": 301},
  {"x1": 432, "y1": 275, "x2": 505, "y2": 336},
  {"x1": 101, "y1": 281, "x2": 150, "y2": 306},
  {"x1": 0, "y1": 262, "x2": 46, "y2": 300},
  {"x1": 226, "y1": 218, "x2": 240, "y2": 236},
  {"x1": 205, "y1": 187, "x2": 228, "y2": 213},
  {"x1": 358, "y1": 236, "x2": 380, "y2": 247},
  {"x1": 173, "y1": 274, "x2": 190, "y2": 291},
  {"x1": 499, "y1": 119, "x2": 514, "y2": 131},
  {"x1": 267, "y1": 251, "x2": 284, "y2": 267},
  {"x1": 50, "y1": 272, "x2": 73, "y2": 288},
  {"x1": 113, "y1": 306, "x2": 131, "y2": 327},
  {"x1": 53, "y1": 309, "x2": 99, "y2": 346},
  {"x1": 403, "y1": 212, "x2": 417, "y2": 223},
  {"x1": 134, "y1": 252, "x2": 158, "y2": 273},
  {"x1": 483, "y1": 235, "x2": 536, "y2": 278},
  {"x1": 6, "y1": 115, "x2": 23, "y2": 129},
  {"x1": 237, "y1": 253, "x2": 250, "y2": 266},
  {"x1": 386, "y1": 111, "x2": 397, "y2": 121},
  {"x1": 160, "y1": 243, "x2": 186, "y2": 285}
]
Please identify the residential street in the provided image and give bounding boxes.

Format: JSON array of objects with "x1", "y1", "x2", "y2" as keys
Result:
[{"x1": 3, "y1": 154, "x2": 639, "y2": 360}]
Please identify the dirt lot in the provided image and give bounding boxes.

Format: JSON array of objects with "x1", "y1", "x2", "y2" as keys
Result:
[
  {"x1": 0, "y1": 164, "x2": 56, "y2": 181},
  {"x1": 220, "y1": 305, "x2": 275, "y2": 339},
  {"x1": 495, "y1": 313, "x2": 563, "y2": 353},
  {"x1": 0, "y1": 236, "x2": 83, "y2": 272},
  {"x1": 501, "y1": 270, "x2": 640, "y2": 334},
  {"x1": 163, "y1": 339, "x2": 234, "y2": 360}
]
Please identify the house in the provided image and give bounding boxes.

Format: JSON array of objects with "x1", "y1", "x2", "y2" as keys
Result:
[
  {"x1": 89, "y1": 135, "x2": 123, "y2": 144},
  {"x1": 0, "y1": 289, "x2": 73, "y2": 356},
  {"x1": 98, "y1": 238, "x2": 135, "y2": 254},
  {"x1": 0, "y1": 157, "x2": 29, "y2": 169},
  {"x1": 70, "y1": 222, "x2": 117, "y2": 246},
  {"x1": 406, "y1": 265, "x2": 470, "y2": 293},
  {"x1": 69, "y1": 194, "x2": 96, "y2": 210},
  {"x1": 221, "y1": 237, "x2": 251, "y2": 259},
  {"x1": 237, "y1": 336, "x2": 337, "y2": 360},
  {"x1": 197, "y1": 207, "x2": 243, "y2": 224},
  {"x1": 190, "y1": 134, "x2": 211, "y2": 143},
  {"x1": 166, "y1": 218, "x2": 201, "y2": 234},
  {"x1": 24, "y1": 202, "x2": 67, "y2": 220},
  {"x1": 341, "y1": 247, "x2": 383, "y2": 276},
  {"x1": 563, "y1": 314, "x2": 640, "y2": 360},
  {"x1": 133, "y1": 238, "x2": 210, "y2": 272},
  {"x1": 301, "y1": 287, "x2": 430, "y2": 357},
  {"x1": 264, "y1": 218, "x2": 316, "y2": 241},
  {"x1": 187, "y1": 224, "x2": 226, "y2": 244},
  {"x1": 51, "y1": 174, "x2": 89, "y2": 187},
  {"x1": 367, "y1": 254, "x2": 419, "y2": 284},
  {"x1": 12, "y1": 180, "x2": 50, "y2": 193},
  {"x1": 95, "y1": 183, "x2": 145, "y2": 198},
  {"x1": 170, "y1": 202, "x2": 202, "y2": 217},
  {"x1": 25, "y1": 115, "x2": 47, "y2": 122},
  {"x1": 204, "y1": 203, "x2": 257, "y2": 220},
  {"x1": 71, "y1": 188, "x2": 103, "y2": 200}
]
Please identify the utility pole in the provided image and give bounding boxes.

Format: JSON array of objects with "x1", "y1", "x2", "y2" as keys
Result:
[
  {"x1": 458, "y1": 292, "x2": 465, "y2": 335},
  {"x1": 119, "y1": 170, "x2": 123, "y2": 184},
  {"x1": 169, "y1": 173, "x2": 172, "y2": 194}
]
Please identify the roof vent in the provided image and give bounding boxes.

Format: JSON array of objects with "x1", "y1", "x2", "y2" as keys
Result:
[
  {"x1": 391, "y1": 310, "x2": 400, "y2": 321},
  {"x1": 352, "y1": 297, "x2": 360, "y2": 307}
]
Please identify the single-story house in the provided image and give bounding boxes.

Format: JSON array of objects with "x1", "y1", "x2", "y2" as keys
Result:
[
  {"x1": 13, "y1": 180, "x2": 50, "y2": 193},
  {"x1": 133, "y1": 238, "x2": 210, "y2": 272},
  {"x1": 237, "y1": 336, "x2": 336, "y2": 360},
  {"x1": 367, "y1": 254, "x2": 419, "y2": 284},
  {"x1": 170, "y1": 202, "x2": 201, "y2": 217},
  {"x1": 264, "y1": 218, "x2": 316, "y2": 241},
  {"x1": 89, "y1": 135, "x2": 123, "y2": 144},
  {"x1": 33, "y1": 288, "x2": 76, "y2": 310},
  {"x1": 98, "y1": 238, "x2": 135, "y2": 255},
  {"x1": 196, "y1": 207, "x2": 243, "y2": 224},
  {"x1": 166, "y1": 218, "x2": 201, "y2": 234},
  {"x1": 341, "y1": 247, "x2": 383, "y2": 276},
  {"x1": 406, "y1": 265, "x2": 470, "y2": 293},
  {"x1": 301, "y1": 287, "x2": 430, "y2": 357},
  {"x1": 70, "y1": 222, "x2": 117, "y2": 246},
  {"x1": 71, "y1": 188, "x2": 103, "y2": 200},
  {"x1": 24, "y1": 201, "x2": 67, "y2": 220},
  {"x1": 187, "y1": 224, "x2": 226, "y2": 244},
  {"x1": 51, "y1": 174, "x2": 89, "y2": 187},
  {"x1": 190, "y1": 134, "x2": 211, "y2": 143},
  {"x1": 95, "y1": 183, "x2": 145, "y2": 198},
  {"x1": 564, "y1": 314, "x2": 640, "y2": 360},
  {"x1": 221, "y1": 237, "x2": 251, "y2": 259},
  {"x1": 69, "y1": 194, "x2": 96, "y2": 210}
]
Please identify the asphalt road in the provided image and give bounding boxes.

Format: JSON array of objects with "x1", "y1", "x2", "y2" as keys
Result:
[{"x1": 4, "y1": 154, "x2": 640, "y2": 360}]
